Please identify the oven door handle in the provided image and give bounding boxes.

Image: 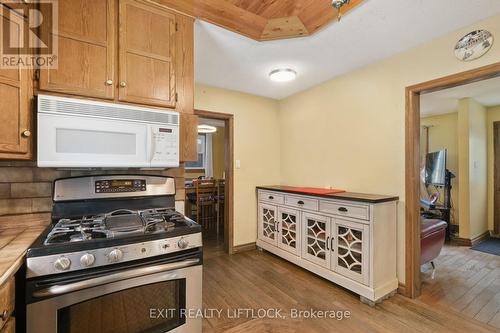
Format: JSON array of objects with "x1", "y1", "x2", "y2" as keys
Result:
[{"x1": 32, "y1": 258, "x2": 200, "y2": 298}]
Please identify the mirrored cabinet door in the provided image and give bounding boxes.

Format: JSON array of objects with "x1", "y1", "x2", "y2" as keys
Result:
[
  {"x1": 277, "y1": 207, "x2": 300, "y2": 255},
  {"x1": 301, "y1": 212, "x2": 331, "y2": 269},
  {"x1": 333, "y1": 218, "x2": 370, "y2": 285},
  {"x1": 258, "y1": 203, "x2": 278, "y2": 246}
]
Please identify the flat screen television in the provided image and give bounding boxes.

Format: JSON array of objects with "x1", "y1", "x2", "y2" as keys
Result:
[{"x1": 425, "y1": 149, "x2": 447, "y2": 186}]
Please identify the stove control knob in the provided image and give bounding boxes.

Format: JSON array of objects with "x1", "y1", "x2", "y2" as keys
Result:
[
  {"x1": 178, "y1": 238, "x2": 189, "y2": 249},
  {"x1": 80, "y1": 253, "x2": 95, "y2": 267},
  {"x1": 54, "y1": 257, "x2": 71, "y2": 271},
  {"x1": 108, "y1": 249, "x2": 123, "y2": 263}
]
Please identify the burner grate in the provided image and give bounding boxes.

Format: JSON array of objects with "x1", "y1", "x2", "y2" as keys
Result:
[{"x1": 44, "y1": 207, "x2": 193, "y2": 246}]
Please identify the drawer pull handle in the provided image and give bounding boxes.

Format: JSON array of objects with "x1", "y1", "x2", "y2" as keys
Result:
[
  {"x1": 338, "y1": 207, "x2": 348, "y2": 213},
  {"x1": 326, "y1": 236, "x2": 330, "y2": 250},
  {"x1": 0, "y1": 310, "x2": 7, "y2": 321},
  {"x1": 331, "y1": 237, "x2": 335, "y2": 252},
  {"x1": 297, "y1": 200, "x2": 305, "y2": 205},
  {"x1": 268, "y1": 196, "x2": 274, "y2": 200}
]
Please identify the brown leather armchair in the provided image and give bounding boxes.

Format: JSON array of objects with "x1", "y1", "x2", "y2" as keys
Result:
[{"x1": 421, "y1": 218, "x2": 447, "y2": 278}]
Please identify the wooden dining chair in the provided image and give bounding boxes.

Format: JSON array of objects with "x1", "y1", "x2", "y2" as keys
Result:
[
  {"x1": 193, "y1": 179, "x2": 217, "y2": 231},
  {"x1": 215, "y1": 179, "x2": 225, "y2": 238}
]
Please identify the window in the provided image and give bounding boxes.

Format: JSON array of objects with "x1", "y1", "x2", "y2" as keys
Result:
[{"x1": 185, "y1": 134, "x2": 206, "y2": 169}]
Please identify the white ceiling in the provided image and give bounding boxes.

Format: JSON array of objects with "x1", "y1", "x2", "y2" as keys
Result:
[
  {"x1": 420, "y1": 76, "x2": 500, "y2": 116},
  {"x1": 194, "y1": 0, "x2": 500, "y2": 100}
]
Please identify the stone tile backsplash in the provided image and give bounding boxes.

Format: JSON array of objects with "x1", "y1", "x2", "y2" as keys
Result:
[{"x1": 0, "y1": 160, "x2": 185, "y2": 224}]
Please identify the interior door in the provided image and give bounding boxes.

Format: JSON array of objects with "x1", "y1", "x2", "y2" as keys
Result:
[
  {"x1": 0, "y1": 9, "x2": 31, "y2": 158},
  {"x1": 258, "y1": 203, "x2": 278, "y2": 246},
  {"x1": 301, "y1": 212, "x2": 331, "y2": 268},
  {"x1": 118, "y1": 0, "x2": 176, "y2": 107},
  {"x1": 39, "y1": 0, "x2": 116, "y2": 99},
  {"x1": 277, "y1": 207, "x2": 300, "y2": 255},
  {"x1": 333, "y1": 218, "x2": 370, "y2": 285}
]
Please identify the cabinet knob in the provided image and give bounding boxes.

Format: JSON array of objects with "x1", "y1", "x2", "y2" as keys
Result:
[
  {"x1": 120, "y1": 81, "x2": 127, "y2": 88},
  {"x1": 105, "y1": 79, "x2": 113, "y2": 86},
  {"x1": 22, "y1": 130, "x2": 31, "y2": 137},
  {"x1": 268, "y1": 196, "x2": 274, "y2": 200}
]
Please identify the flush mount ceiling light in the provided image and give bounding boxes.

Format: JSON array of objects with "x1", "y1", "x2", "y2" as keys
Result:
[
  {"x1": 197, "y1": 124, "x2": 217, "y2": 133},
  {"x1": 331, "y1": 0, "x2": 350, "y2": 21},
  {"x1": 269, "y1": 68, "x2": 297, "y2": 83}
]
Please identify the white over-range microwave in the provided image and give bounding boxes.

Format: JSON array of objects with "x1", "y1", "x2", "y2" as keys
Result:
[{"x1": 37, "y1": 95, "x2": 180, "y2": 168}]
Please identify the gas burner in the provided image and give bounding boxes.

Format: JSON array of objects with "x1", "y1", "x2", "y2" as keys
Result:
[{"x1": 43, "y1": 207, "x2": 194, "y2": 246}]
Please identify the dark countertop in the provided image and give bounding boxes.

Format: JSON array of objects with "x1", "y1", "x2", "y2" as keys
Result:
[{"x1": 257, "y1": 185, "x2": 399, "y2": 204}]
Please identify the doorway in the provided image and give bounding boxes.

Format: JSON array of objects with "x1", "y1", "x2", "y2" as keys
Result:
[
  {"x1": 405, "y1": 62, "x2": 500, "y2": 299},
  {"x1": 184, "y1": 109, "x2": 234, "y2": 254}
]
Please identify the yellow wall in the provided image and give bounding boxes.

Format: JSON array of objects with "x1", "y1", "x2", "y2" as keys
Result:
[
  {"x1": 467, "y1": 99, "x2": 488, "y2": 239},
  {"x1": 458, "y1": 99, "x2": 488, "y2": 239},
  {"x1": 487, "y1": 106, "x2": 500, "y2": 232},
  {"x1": 212, "y1": 126, "x2": 226, "y2": 179},
  {"x1": 420, "y1": 113, "x2": 459, "y2": 226},
  {"x1": 277, "y1": 13, "x2": 500, "y2": 281},
  {"x1": 194, "y1": 85, "x2": 281, "y2": 246}
]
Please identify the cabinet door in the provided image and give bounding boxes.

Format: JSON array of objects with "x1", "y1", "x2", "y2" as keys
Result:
[
  {"x1": 301, "y1": 212, "x2": 331, "y2": 268},
  {"x1": 333, "y1": 218, "x2": 370, "y2": 285},
  {"x1": 39, "y1": 0, "x2": 116, "y2": 99},
  {"x1": 277, "y1": 207, "x2": 300, "y2": 255},
  {"x1": 258, "y1": 203, "x2": 278, "y2": 246},
  {"x1": 0, "y1": 10, "x2": 32, "y2": 159},
  {"x1": 179, "y1": 113, "x2": 198, "y2": 162},
  {"x1": 118, "y1": 0, "x2": 176, "y2": 107}
]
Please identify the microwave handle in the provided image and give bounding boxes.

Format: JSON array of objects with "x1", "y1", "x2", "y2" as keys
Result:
[{"x1": 32, "y1": 258, "x2": 200, "y2": 298}]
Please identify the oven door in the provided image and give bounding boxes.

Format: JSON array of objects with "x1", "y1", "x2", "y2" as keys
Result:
[{"x1": 27, "y1": 258, "x2": 202, "y2": 333}]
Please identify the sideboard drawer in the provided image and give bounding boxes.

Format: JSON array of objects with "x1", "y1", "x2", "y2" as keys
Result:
[
  {"x1": 285, "y1": 195, "x2": 318, "y2": 211},
  {"x1": 319, "y1": 200, "x2": 370, "y2": 221},
  {"x1": 258, "y1": 191, "x2": 284, "y2": 205},
  {"x1": 0, "y1": 278, "x2": 14, "y2": 330}
]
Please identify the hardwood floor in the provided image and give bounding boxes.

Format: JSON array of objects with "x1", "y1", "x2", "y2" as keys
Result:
[
  {"x1": 419, "y1": 243, "x2": 500, "y2": 330},
  {"x1": 202, "y1": 242, "x2": 499, "y2": 333}
]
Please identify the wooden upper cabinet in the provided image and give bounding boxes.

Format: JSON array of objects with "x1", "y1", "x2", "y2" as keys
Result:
[
  {"x1": 179, "y1": 113, "x2": 198, "y2": 162},
  {"x1": 39, "y1": 0, "x2": 116, "y2": 100},
  {"x1": 0, "y1": 10, "x2": 32, "y2": 159},
  {"x1": 118, "y1": 0, "x2": 177, "y2": 108}
]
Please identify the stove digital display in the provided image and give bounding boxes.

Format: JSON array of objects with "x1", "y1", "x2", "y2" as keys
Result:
[
  {"x1": 95, "y1": 179, "x2": 146, "y2": 193},
  {"x1": 111, "y1": 180, "x2": 133, "y2": 187}
]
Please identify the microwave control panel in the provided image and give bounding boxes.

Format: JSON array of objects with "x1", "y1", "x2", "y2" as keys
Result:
[
  {"x1": 151, "y1": 126, "x2": 179, "y2": 166},
  {"x1": 95, "y1": 179, "x2": 146, "y2": 193}
]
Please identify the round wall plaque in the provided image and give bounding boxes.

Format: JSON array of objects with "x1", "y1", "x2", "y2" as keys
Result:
[{"x1": 454, "y1": 30, "x2": 494, "y2": 61}]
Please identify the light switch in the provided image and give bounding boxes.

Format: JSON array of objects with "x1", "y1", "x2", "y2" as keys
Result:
[{"x1": 235, "y1": 160, "x2": 241, "y2": 169}]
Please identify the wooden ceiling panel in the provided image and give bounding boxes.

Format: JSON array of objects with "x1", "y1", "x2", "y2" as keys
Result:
[{"x1": 150, "y1": 0, "x2": 364, "y2": 41}]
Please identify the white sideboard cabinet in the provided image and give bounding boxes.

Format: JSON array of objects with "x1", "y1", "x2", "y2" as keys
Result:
[{"x1": 256, "y1": 187, "x2": 399, "y2": 305}]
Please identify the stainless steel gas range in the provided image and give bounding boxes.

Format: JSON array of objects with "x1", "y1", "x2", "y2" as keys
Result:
[{"x1": 24, "y1": 175, "x2": 202, "y2": 333}]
